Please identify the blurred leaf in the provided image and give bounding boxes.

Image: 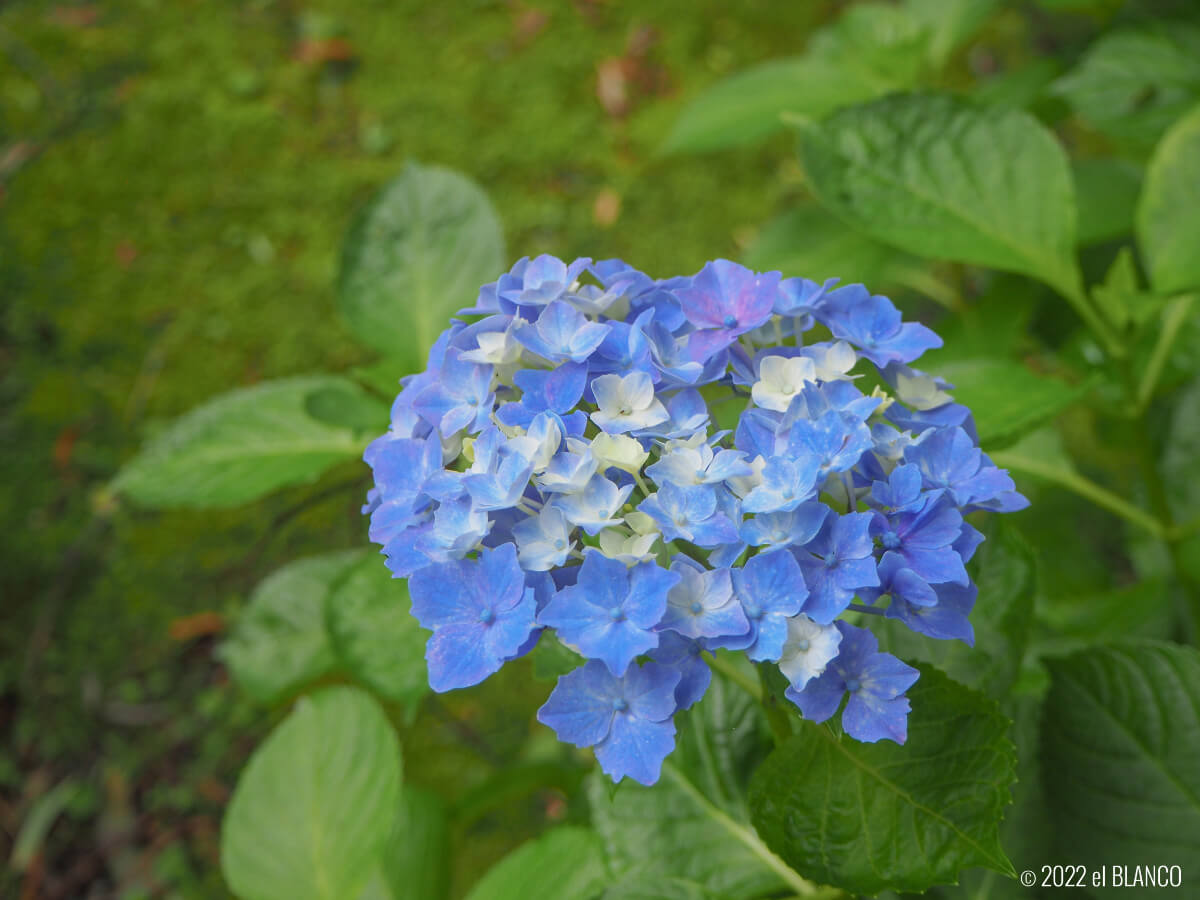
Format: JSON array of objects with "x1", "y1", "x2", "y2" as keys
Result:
[
  {"x1": 973, "y1": 58, "x2": 1061, "y2": 110},
  {"x1": 305, "y1": 381, "x2": 390, "y2": 433},
  {"x1": 749, "y1": 667, "x2": 1016, "y2": 895},
  {"x1": 531, "y1": 631, "x2": 585, "y2": 681},
  {"x1": 603, "y1": 880, "x2": 719, "y2": 900},
  {"x1": 453, "y1": 761, "x2": 587, "y2": 831},
  {"x1": 113, "y1": 377, "x2": 367, "y2": 508},
  {"x1": 1074, "y1": 159, "x2": 1142, "y2": 247},
  {"x1": 1163, "y1": 375, "x2": 1200, "y2": 521},
  {"x1": 10, "y1": 777, "x2": 82, "y2": 871},
  {"x1": 1091, "y1": 247, "x2": 1138, "y2": 331},
  {"x1": 810, "y1": 3, "x2": 931, "y2": 86},
  {"x1": 351, "y1": 358, "x2": 411, "y2": 398},
  {"x1": 938, "y1": 359, "x2": 1092, "y2": 449},
  {"x1": 660, "y1": 57, "x2": 881, "y2": 154},
  {"x1": 326, "y1": 555, "x2": 429, "y2": 706},
  {"x1": 744, "y1": 207, "x2": 946, "y2": 301},
  {"x1": 1051, "y1": 25, "x2": 1200, "y2": 147},
  {"x1": 463, "y1": 827, "x2": 606, "y2": 900},
  {"x1": 876, "y1": 518, "x2": 1036, "y2": 700},
  {"x1": 1137, "y1": 103, "x2": 1200, "y2": 294},
  {"x1": 798, "y1": 93, "x2": 1082, "y2": 300},
  {"x1": 338, "y1": 161, "x2": 505, "y2": 356},
  {"x1": 1036, "y1": 577, "x2": 1173, "y2": 657},
  {"x1": 221, "y1": 686, "x2": 403, "y2": 900},
  {"x1": 1040, "y1": 642, "x2": 1200, "y2": 884},
  {"x1": 903, "y1": 0, "x2": 997, "y2": 67},
  {"x1": 586, "y1": 677, "x2": 791, "y2": 899},
  {"x1": 378, "y1": 788, "x2": 450, "y2": 900},
  {"x1": 220, "y1": 551, "x2": 364, "y2": 705}
]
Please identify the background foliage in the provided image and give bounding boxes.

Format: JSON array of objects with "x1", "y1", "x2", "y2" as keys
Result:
[{"x1": 3, "y1": 0, "x2": 1199, "y2": 897}]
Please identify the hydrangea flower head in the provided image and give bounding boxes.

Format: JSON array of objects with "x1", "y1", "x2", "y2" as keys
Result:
[{"x1": 364, "y1": 256, "x2": 1027, "y2": 784}]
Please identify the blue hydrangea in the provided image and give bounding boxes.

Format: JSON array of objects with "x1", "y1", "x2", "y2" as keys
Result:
[{"x1": 365, "y1": 256, "x2": 1028, "y2": 784}]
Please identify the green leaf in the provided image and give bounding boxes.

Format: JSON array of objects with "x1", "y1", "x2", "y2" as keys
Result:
[
  {"x1": 903, "y1": 0, "x2": 997, "y2": 68},
  {"x1": 113, "y1": 377, "x2": 367, "y2": 508},
  {"x1": 798, "y1": 93, "x2": 1082, "y2": 299},
  {"x1": 973, "y1": 58, "x2": 1061, "y2": 111},
  {"x1": 1036, "y1": 577, "x2": 1173, "y2": 658},
  {"x1": 326, "y1": 555, "x2": 429, "y2": 706},
  {"x1": 220, "y1": 551, "x2": 364, "y2": 704},
  {"x1": 1051, "y1": 25, "x2": 1200, "y2": 147},
  {"x1": 530, "y1": 631, "x2": 585, "y2": 682},
  {"x1": 463, "y1": 827, "x2": 607, "y2": 900},
  {"x1": 936, "y1": 358, "x2": 1092, "y2": 449},
  {"x1": 586, "y1": 677, "x2": 797, "y2": 899},
  {"x1": 603, "y1": 880, "x2": 719, "y2": 900},
  {"x1": 876, "y1": 518, "x2": 1036, "y2": 700},
  {"x1": 305, "y1": 381, "x2": 390, "y2": 433},
  {"x1": 1040, "y1": 642, "x2": 1200, "y2": 881},
  {"x1": 661, "y1": 56, "x2": 881, "y2": 155},
  {"x1": 1137, "y1": 103, "x2": 1200, "y2": 294},
  {"x1": 338, "y1": 161, "x2": 505, "y2": 356},
  {"x1": 378, "y1": 787, "x2": 450, "y2": 900},
  {"x1": 221, "y1": 686, "x2": 403, "y2": 900},
  {"x1": 809, "y1": 3, "x2": 931, "y2": 87},
  {"x1": 1074, "y1": 159, "x2": 1143, "y2": 247},
  {"x1": 749, "y1": 667, "x2": 1017, "y2": 895}
]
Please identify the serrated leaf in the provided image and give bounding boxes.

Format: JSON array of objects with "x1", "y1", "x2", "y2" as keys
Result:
[
  {"x1": 749, "y1": 667, "x2": 1016, "y2": 895},
  {"x1": 326, "y1": 555, "x2": 429, "y2": 706},
  {"x1": 377, "y1": 787, "x2": 450, "y2": 900},
  {"x1": 221, "y1": 686, "x2": 403, "y2": 900},
  {"x1": 463, "y1": 827, "x2": 607, "y2": 900},
  {"x1": 586, "y1": 677, "x2": 793, "y2": 900},
  {"x1": 1074, "y1": 159, "x2": 1143, "y2": 247},
  {"x1": 937, "y1": 359, "x2": 1092, "y2": 449},
  {"x1": 660, "y1": 57, "x2": 881, "y2": 155},
  {"x1": 220, "y1": 551, "x2": 365, "y2": 705},
  {"x1": 799, "y1": 93, "x2": 1082, "y2": 299},
  {"x1": 1137, "y1": 103, "x2": 1200, "y2": 294},
  {"x1": 113, "y1": 377, "x2": 367, "y2": 508},
  {"x1": 876, "y1": 518, "x2": 1036, "y2": 700},
  {"x1": 1040, "y1": 642, "x2": 1200, "y2": 884},
  {"x1": 1051, "y1": 25, "x2": 1200, "y2": 147},
  {"x1": 338, "y1": 161, "x2": 504, "y2": 355}
]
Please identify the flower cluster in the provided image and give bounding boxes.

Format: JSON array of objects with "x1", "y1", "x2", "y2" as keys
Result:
[{"x1": 364, "y1": 255, "x2": 1027, "y2": 785}]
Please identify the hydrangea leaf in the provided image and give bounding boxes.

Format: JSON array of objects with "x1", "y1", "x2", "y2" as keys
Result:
[
  {"x1": 935, "y1": 359, "x2": 1092, "y2": 450},
  {"x1": 1137, "y1": 104, "x2": 1200, "y2": 294},
  {"x1": 338, "y1": 161, "x2": 505, "y2": 355},
  {"x1": 305, "y1": 380, "x2": 390, "y2": 433},
  {"x1": 798, "y1": 93, "x2": 1082, "y2": 300},
  {"x1": 748, "y1": 666, "x2": 1016, "y2": 895},
  {"x1": 1040, "y1": 642, "x2": 1200, "y2": 879},
  {"x1": 902, "y1": 0, "x2": 997, "y2": 68},
  {"x1": 531, "y1": 631, "x2": 585, "y2": 682},
  {"x1": 603, "y1": 880, "x2": 719, "y2": 900},
  {"x1": 326, "y1": 555, "x2": 429, "y2": 707},
  {"x1": 659, "y1": 57, "x2": 882, "y2": 155},
  {"x1": 875, "y1": 519, "x2": 1036, "y2": 700},
  {"x1": 1051, "y1": 25, "x2": 1200, "y2": 147},
  {"x1": 586, "y1": 677, "x2": 799, "y2": 899},
  {"x1": 1074, "y1": 159, "x2": 1142, "y2": 247},
  {"x1": 220, "y1": 550, "x2": 365, "y2": 705},
  {"x1": 113, "y1": 377, "x2": 368, "y2": 508},
  {"x1": 220, "y1": 686, "x2": 403, "y2": 900},
  {"x1": 462, "y1": 827, "x2": 607, "y2": 900}
]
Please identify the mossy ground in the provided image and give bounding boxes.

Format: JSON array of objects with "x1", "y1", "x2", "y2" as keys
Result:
[{"x1": 1, "y1": 0, "x2": 830, "y2": 893}]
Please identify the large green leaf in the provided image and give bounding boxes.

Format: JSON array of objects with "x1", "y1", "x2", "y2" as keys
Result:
[
  {"x1": 876, "y1": 518, "x2": 1036, "y2": 700},
  {"x1": 326, "y1": 555, "x2": 429, "y2": 706},
  {"x1": 113, "y1": 377, "x2": 368, "y2": 508},
  {"x1": 463, "y1": 827, "x2": 607, "y2": 900},
  {"x1": 1051, "y1": 25, "x2": 1200, "y2": 147},
  {"x1": 338, "y1": 161, "x2": 505, "y2": 356},
  {"x1": 220, "y1": 550, "x2": 365, "y2": 704},
  {"x1": 936, "y1": 358, "x2": 1093, "y2": 450},
  {"x1": 660, "y1": 57, "x2": 881, "y2": 155},
  {"x1": 798, "y1": 93, "x2": 1082, "y2": 299},
  {"x1": 221, "y1": 686, "x2": 403, "y2": 900},
  {"x1": 1040, "y1": 642, "x2": 1200, "y2": 884},
  {"x1": 586, "y1": 677, "x2": 796, "y2": 899},
  {"x1": 377, "y1": 787, "x2": 450, "y2": 900},
  {"x1": 1137, "y1": 103, "x2": 1200, "y2": 294},
  {"x1": 749, "y1": 667, "x2": 1016, "y2": 895},
  {"x1": 902, "y1": 0, "x2": 997, "y2": 68}
]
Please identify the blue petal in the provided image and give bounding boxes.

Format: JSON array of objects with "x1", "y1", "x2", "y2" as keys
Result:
[{"x1": 595, "y1": 711, "x2": 677, "y2": 786}]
